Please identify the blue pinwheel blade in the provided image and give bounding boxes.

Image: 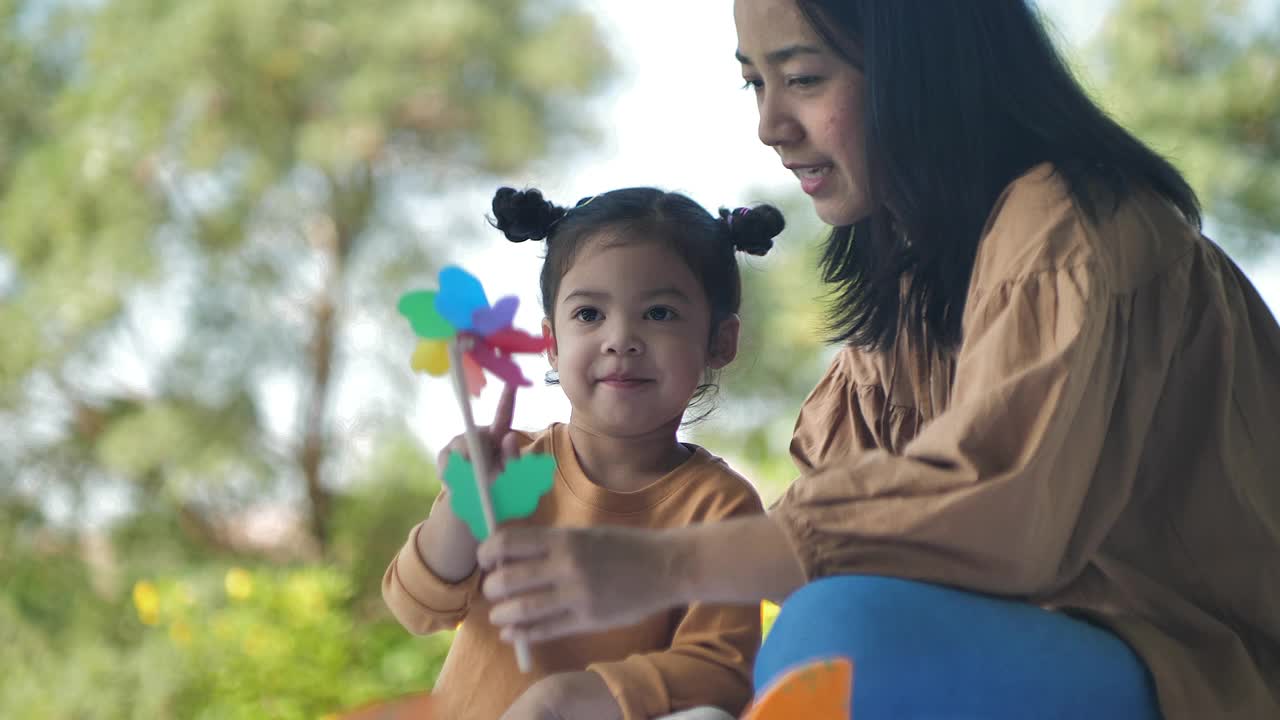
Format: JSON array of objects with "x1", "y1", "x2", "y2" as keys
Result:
[{"x1": 435, "y1": 266, "x2": 489, "y2": 331}]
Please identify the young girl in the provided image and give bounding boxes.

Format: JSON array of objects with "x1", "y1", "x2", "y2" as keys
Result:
[{"x1": 382, "y1": 186, "x2": 786, "y2": 720}]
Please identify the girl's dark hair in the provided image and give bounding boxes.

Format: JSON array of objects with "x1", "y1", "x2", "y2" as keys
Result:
[
  {"x1": 489, "y1": 186, "x2": 785, "y2": 419},
  {"x1": 795, "y1": 0, "x2": 1201, "y2": 352}
]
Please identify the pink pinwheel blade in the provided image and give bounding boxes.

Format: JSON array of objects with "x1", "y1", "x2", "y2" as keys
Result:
[
  {"x1": 485, "y1": 326, "x2": 548, "y2": 354},
  {"x1": 472, "y1": 296, "x2": 519, "y2": 336},
  {"x1": 468, "y1": 339, "x2": 533, "y2": 387},
  {"x1": 462, "y1": 352, "x2": 487, "y2": 396}
]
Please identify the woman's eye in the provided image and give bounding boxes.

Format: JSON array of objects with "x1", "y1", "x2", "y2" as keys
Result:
[
  {"x1": 787, "y1": 75, "x2": 822, "y2": 88},
  {"x1": 573, "y1": 308, "x2": 601, "y2": 322},
  {"x1": 741, "y1": 77, "x2": 763, "y2": 91},
  {"x1": 646, "y1": 306, "x2": 678, "y2": 321}
]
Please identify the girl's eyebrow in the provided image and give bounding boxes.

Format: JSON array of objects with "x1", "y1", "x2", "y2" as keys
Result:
[
  {"x1": 735, "y1": 44, "x2": 824, "y2": 66},
  {"x1": 642, "y1": 287, "x2": 692, "y2": 302},
  {"x1": 563, "y1": 289, "x2": 609, "y2": 303},
  {"x1": 563, "y1": 288, "x2": 692, "y2": 302}
]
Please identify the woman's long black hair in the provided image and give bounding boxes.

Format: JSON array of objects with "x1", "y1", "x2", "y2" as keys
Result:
[{"x1": 797, "y1": 0, "x2": 1201, "y2": 351}]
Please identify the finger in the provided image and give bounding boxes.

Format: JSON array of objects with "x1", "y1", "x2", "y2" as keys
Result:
[
  {"x1": 436, "y1": 436, "x2": 469, "y2": 472},
  {"x1": 500, "y1": 610, "x2": 580, "y2": 645},
  {"x1": 500, "y1": 431, "x2": 520, "y2": 463},
  {"x1": 492, "y1": 382, "x2": 517, "y2": 437},
  {"x1": 483, "y1": 561, "x2": 556, "y2": 603},
  {"x1": 478, "y1": 527, "x2": 552, "y2": 570},
  {"x1": 489, "y1": 588, "x2": 566, "y2": 627}
]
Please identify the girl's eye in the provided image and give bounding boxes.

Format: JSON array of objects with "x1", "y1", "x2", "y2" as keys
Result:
[
  {"x1": 741, "y1": 77, "x2": 763, "y2": 91},
  {"x1": 573, "y1": 307, "x2": 601, "y2": 322},
  {"x1": 787, "y1": 75, "x2": 822, "y2": 88},
  {"x1": 646, "y1": 306, "x2": 678, "y2": 321}
]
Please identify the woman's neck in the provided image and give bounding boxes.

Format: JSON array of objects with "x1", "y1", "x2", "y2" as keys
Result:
[{"x1": 565, "y1": 416, "x2": 691, "y2": 493}]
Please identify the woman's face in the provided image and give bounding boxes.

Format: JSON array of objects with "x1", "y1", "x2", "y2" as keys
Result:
[{"x1": 735, "y1": 0, "x2": 871, "y2": 226}]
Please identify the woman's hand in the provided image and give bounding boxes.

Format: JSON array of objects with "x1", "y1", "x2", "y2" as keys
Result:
[
  {"x1": 482, "y1": 515, "x2": 807, "y2": 644},
  {"x1": 498, "y1": 671, "x2": 622, "y2": 720},
  {"x1": 479, "y1": 524, "x2": 689, "y2": 644}
]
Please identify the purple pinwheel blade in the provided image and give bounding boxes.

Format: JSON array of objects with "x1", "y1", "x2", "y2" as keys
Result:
[{"x1": 472, "y1": 295, "x2": 519, "y2": 336}]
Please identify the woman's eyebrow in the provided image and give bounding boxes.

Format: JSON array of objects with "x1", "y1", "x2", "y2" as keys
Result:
[{"x1": 735, "y1": 44, "x2": 824, "y2": 66}]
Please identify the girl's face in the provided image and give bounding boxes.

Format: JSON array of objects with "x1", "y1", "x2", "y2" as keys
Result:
[
  {"x1": 544, "y1": 238, "x2": 738, "y2": 438},
  {"x1": 735, "y1": 0, "x2": 871, "y2": 226}
]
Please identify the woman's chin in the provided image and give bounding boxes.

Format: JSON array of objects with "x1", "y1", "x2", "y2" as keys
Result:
[{"x1": 811, "y1": 191, "x2": 871, "y2": 227}]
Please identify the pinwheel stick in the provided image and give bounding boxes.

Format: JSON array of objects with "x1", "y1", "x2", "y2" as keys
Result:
[{"x1": 445, "y1": 336, "x2": 533, "y2": 673}]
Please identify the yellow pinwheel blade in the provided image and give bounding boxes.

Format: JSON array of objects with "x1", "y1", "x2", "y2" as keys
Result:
[{"x1": 411, "y1": 339, "x2": 450, "y2": 376}]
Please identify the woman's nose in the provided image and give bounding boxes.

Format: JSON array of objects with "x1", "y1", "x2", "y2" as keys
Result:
[{"x1": 757, "y1": 90, "x2": 801, "y2": 148}]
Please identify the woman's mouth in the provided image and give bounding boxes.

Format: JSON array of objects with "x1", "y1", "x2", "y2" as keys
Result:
[{"x1": 792, "y1": 165, "x2": 833, "y2": 195}]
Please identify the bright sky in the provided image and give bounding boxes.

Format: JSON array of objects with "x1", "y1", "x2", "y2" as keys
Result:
[{"x1": 399, "y1": 0, "x2": 1280, "y2": 456}]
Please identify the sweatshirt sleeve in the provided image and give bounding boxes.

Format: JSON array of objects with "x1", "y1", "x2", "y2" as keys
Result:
[
  {"x1": 772, "y1": 237, "x2": 1130, "y2": 597},
  {"x1": 381, "y1": 491, "x2": 483, "y2": 635},
  {"x1": 587, "y1": 489, "x2": 764, "y2": 719}
]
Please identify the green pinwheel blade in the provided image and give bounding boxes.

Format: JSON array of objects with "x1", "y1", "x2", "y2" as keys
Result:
[
  {"x1": 491, "y1": 453, "x2": 555, "y2": 523},
  {"x1": 441, "y1": 451, "x2": 556, "y2": 542},
  {"x1": 397, "y1": 290, "x2": 454, "y2": 339},
  {"x1": 442, "y1": 452, "x2": 489, "y2": 541}
]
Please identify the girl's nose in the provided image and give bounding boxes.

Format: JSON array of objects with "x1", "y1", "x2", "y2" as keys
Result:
[{"x1": 602, "y1": 321, "x2": 644, "y2": 355}]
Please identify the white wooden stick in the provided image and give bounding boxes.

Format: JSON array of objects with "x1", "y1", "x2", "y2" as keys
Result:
[{"x1": 446, "y1": 337, "x2": 532, "y2": 672}]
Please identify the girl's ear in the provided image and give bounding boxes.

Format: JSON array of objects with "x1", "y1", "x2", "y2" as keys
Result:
[
  {"x1": 708, "y1": 314, "x2": 740, "y2": 369},
  {"x1": 542, "y1": 317, "x2": 559, "y2": 370}
]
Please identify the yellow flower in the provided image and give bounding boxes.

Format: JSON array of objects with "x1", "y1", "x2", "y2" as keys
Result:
[
  {"x1": 133, "y1": 581, "x2": 161, "y2": 626},
  {"x1": 169, "y1": 620, "x2": 193, "y2": 646},
  {"x1": 225, "y1": 567, "x2": 253, "y2": 601}
]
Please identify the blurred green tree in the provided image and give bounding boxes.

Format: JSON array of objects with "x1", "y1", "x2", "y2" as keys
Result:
[
  {"x1": 0, "y1": 0, "x2": 613, "y2": 553},
  {"x1": 691, "y1": 191, "x2": 835, "y2": 501},
  {"x1": 1093, "y1": 0, "x2": 1280, "y2": 255}
]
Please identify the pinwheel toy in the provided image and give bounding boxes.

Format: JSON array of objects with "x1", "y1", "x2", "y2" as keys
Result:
[
  {"x1": 398, "y1": 266, "x2": 548, "y2": 396},
  {"x1": 397, "y1": 265, "x2": 555, "y2": 672}
]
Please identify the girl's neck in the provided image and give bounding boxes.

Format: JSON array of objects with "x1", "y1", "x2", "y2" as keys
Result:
[{"x1": 565, "y1": 416, "x2": 691, "y2": 493}]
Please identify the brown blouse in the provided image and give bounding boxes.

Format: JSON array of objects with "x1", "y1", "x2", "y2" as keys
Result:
[{"x1": 772, "y1": 164, "x2": 1279, "y2": 719}]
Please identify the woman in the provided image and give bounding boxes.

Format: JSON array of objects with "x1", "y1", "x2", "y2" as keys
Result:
[{"x1": 476, "y1": 1, "x2": 1280, "y2": 718}]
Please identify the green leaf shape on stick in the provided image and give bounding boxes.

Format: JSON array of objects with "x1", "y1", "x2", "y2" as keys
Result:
[
  {"x1": 443, "y1": 451, "x2": 555, "y2": 541},
  {"x1": 397, "y1": 290, "x2": 454, "y2": 339}
]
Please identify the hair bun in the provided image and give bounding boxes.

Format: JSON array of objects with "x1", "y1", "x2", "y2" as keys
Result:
[
  {"x1": 490, "y1": 187, "x2": 567, "y2": 243},
  {"x1": 720, "y1": 204, "x2": 785, "y2": 256}
]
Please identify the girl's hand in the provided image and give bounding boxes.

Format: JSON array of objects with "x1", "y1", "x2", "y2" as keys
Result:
[
  {"x1": 479, "y1": 524, "x2": 687, "y2": 644},
  {"x1": 417, "y1": 382, "x2": 521, "y2": 582},
  {"x1": 435, "y1": 381, "x2": 522, "y2": 478}
]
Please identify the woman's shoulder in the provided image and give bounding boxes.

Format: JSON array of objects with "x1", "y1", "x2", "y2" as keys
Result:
[
  {"x1": 970, "y1": 163, "x2": 1097, "y2": 293},
  {"x1": 971, "y1": 162, "x2": 1201, "y2": 297}
]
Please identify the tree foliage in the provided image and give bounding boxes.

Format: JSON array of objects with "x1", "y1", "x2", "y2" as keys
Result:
[
  {"x1": 1093, "y1": 0, "x2": 1280, "y2": 254},
  {"x1": 0, "y1": 0, "x2": 613, "y2": 550}
]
